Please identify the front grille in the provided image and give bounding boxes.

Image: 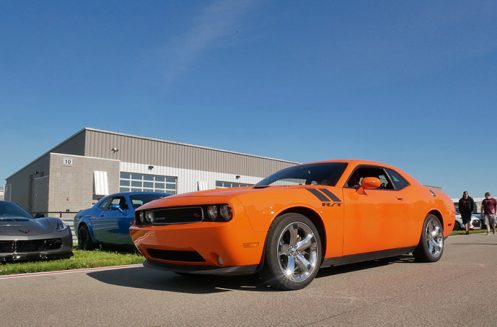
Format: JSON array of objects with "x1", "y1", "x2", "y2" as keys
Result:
[
  {"x1": 0, "y1": 239, "x2": 62, "y2": 253},
  {"x1": 0, "y1": 241, "x2": 14, "y2": 253},
  {"x1": 138, "y1": 207, "x2": 204, "y2": 225},
  {"x1": 147, "y1": 249, "x2": 205, "y2": 262}
]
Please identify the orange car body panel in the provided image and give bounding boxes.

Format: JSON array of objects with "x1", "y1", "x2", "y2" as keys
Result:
[{"x1": 130, "y1": 160, "x2": 455, "y2": 270}]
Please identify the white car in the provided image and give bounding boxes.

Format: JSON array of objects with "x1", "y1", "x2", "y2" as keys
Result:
[{"x1": 454, "y1": 213, "x2": 481, "y2": 230}]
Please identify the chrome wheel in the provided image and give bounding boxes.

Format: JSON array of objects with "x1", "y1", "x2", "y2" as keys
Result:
[
  {"x1": 426, "y1": 217, "x2": 443, "y2": 258},
  {"x1": 277, "y1": 222, "x2": 318, "y2": 282}
]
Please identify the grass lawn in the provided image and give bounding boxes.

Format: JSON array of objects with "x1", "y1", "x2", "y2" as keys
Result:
[
  {"x1": 0, "y1": 250, "x2": 144, "y2": 275},
  {"x1": 451, "y1": 229, "x2": 488, "y2": 236}
]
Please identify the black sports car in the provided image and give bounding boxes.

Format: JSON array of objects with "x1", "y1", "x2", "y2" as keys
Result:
[{"x1": 0, "y1": 201, "x2": 73, "y2": 262}]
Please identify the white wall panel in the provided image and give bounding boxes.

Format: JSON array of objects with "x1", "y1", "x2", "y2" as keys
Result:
[{"x1": 120, "y1": 162, "x2": 263, "y2": 194}]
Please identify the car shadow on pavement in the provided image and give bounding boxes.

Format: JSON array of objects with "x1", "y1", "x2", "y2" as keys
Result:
[
  {"x1": 317, "y1": 255, "x2": 415, "y2": 278},
  {"x1": 87, "y1": 255, "x2": 415, "y2": 294},
  {"x1": 87, "y1": 267, "x2": 271, "y2": 294}
]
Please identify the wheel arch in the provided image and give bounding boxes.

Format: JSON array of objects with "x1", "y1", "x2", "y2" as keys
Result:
[
  {"x1": 427, "y1": 209, "x2": 444, "y2": 227},
  {"x1": 76, "y1": 218, "x2": 97, "y2": 242},
  {"x1": 274, "y1": 206, "x2": 327, "y2": 259}
]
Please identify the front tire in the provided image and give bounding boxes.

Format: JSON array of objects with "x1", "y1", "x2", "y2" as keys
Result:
[
  {"x1": 77, "y1": 225, "x2": 97, "y2": 250},
  {"x1": 413, "y1": 214, "x2": 444, "y2": 262},
  {"x1": 262, "y1": 213, "x2": 322, "y2": 290}
]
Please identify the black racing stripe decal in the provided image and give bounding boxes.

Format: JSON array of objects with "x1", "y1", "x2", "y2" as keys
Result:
[
  {"x1": 319, "y1": 189, "x2": 342, "y2": 202},
  {"x1": 306, "y1": 189, "x2": 330, "y2": 202}
]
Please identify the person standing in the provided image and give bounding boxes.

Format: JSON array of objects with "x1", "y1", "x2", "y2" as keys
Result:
[
  {"x1": 458, "y1": 191, "x2": 475, "y2": 235},
  {"x1": 481, "y1": 192, "x2": 497, "y2": 235}
]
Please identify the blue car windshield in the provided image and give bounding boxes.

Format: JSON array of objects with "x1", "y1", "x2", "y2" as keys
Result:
[
  {"x1": 130, "y1": 194, "x2": 167, "y2": 209},
  {"x1": 0, "y1": 201, "x2": 33, "y2": 218},
  {"x1": 256, "y1": 163, "x2": 348, "y2": 187}
]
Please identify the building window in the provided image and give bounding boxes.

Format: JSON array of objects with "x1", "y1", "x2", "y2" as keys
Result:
[
  {"x1": 119, "y1": 172, "x2": 177, "y2": 194},
  {"x1": 215, "y1": 181, "x2": 253, "y2": 189}
]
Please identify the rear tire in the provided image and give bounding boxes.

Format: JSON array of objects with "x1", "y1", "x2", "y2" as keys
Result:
[
  {"x1": 77, "y1": 225, "x2": 96, "y2": 250},
  {"x1": 413, "y1": 214, "x2": 444, "y2": 262},
  {"x1": 262, "y1": 213, "x2": 322, "y2": 290}
]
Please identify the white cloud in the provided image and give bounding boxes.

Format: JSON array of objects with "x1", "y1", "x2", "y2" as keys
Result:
[{"x1": 163, "y1": 0, "x2": 256, "y2": 86}]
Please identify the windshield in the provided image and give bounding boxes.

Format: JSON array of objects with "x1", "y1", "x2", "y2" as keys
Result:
[
  {"x1": 130, "y1": 193, "x2": 168, "y2": 209},
  {"x1": 0, "y1": 201, "x2": 33, "y2": 218},
  {"x1": 256, "y1": 163, "x2": 348, "y2": 187}
]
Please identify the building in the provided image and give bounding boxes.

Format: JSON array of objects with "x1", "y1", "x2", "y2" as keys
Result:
[{"x1": 5, "y1": 128, "x2": 297, "y2": 215}]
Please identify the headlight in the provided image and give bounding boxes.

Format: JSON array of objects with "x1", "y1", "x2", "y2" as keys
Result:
[
  {"x1": 205, "y1": 204, "x2": 232, "y2": 222},
  {"x1": 144, "y1": 211, "x2": 154, "y2": 224},
  {"x1": 219, "y1": 205, "x2": 232, "y2": 221},
  {"x1": 206, "y1": 205, "x2": 218, "y2": 221},
  {"x1": 56, "y1": 221, "x2": 68, "y2": 231}
]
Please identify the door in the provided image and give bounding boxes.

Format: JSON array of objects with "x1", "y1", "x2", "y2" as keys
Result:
[
  {"x1": 342, "y1": 166, "x2": 410, "y2": 255},
  {"x1": 100, "y1": 196, "x2": 132, "y2": 245},
  {"x1": 90, "y1": 196, "x2": 111, "y2": 242}
]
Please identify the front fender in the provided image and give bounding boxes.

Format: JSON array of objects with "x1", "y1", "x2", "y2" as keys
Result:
[{"x1": 74, "y1": 215, "x2": 98, "y2": 242}]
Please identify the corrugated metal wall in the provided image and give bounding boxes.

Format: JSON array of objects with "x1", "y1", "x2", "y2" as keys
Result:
[
  {"x1": 51, "y1": 129, "x2": 86, "y2": 156},
  {"x1": 85, "y1": 129, "x2": 296, "y2": 177}
]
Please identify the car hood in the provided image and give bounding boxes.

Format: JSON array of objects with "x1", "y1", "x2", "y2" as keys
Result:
[
  {"x1": 0, "y1": 217, "x2": 59, "y2": 236},
  {"x1": 137, "y1": 185, "x2": 338, "y2": 210}
]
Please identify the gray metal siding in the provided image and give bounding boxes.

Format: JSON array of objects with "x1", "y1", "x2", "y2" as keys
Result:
[
  {"x1": 5, "y1": 153, "x2": 50, "y2": 212},
  {"x1": 84, "y1": 129, "x2": 295, "y2": 177},
  {"x1": 51, "y1": 130, "x2": 86, "y2": 155}
]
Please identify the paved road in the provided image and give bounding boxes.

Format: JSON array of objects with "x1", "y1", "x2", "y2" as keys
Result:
[{"x1": 1, "y1": 234, "x2": 497, "y2": 327}]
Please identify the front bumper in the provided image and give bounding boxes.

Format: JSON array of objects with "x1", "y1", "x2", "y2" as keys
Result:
[
  {"x1": 131, "y1": 216, "x2": 267, "y2": 269},
  {"x1": 0, "y1": 228, "x2": 73, "y2": 263}
]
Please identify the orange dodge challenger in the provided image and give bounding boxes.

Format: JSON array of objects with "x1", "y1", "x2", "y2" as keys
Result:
[{"x1": 131, "y1": 160, "x2": 455, "y2": 290}]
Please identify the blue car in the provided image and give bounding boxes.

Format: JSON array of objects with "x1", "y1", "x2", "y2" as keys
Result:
[{"x1": 74, "y1": 192, "x2": 169, "y2": 250}]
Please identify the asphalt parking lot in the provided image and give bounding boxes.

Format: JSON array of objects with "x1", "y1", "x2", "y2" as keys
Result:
[{"x1": 1, "y1": 233, "x2": 497, "y2": 327}]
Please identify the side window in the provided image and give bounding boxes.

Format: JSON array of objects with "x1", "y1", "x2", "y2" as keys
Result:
[
  {"x1": 346, "y1": 166, "x2": 394, "y2": 190},
  {"x1": 98, "y1": 197, "x2": 112, "y2": 210},
  {"x1": 385, "y1": 168, "x2": 410, "y2": 190},
  {"x1": 109, "y1": 196, "x2": 129, "y2": 210}
]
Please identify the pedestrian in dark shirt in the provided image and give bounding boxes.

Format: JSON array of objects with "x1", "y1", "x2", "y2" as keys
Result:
[
  {"x1": 481, "y1": 192, "x2": 497, "y2": 235},
  {"x1": 458, "y1": 191, "x2": 475, "y2": 235}
]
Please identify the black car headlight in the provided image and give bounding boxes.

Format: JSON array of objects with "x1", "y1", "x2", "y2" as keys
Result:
[
  {"x1": 205, "y1": 204, "x2": 232, "y2": 222},
  {"x1": 144, "y1": 211, "x2": 154, "y2": 224},
  {"x1": 219, "y1": 205, "x2": 233, "y2": 221},
  {"x1": 206, "y1": 205, "x2": 219, "y2": 221},
  {"x1": 136, "y1": 211, "x2": 153, "y2": 225}
]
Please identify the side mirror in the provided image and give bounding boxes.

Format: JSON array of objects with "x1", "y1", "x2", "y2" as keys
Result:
[
  {"x1": 357, "y1": 177, "x2": 381, "y2": 194},
  {"x1": 361, "y1": 177, "x2": 381, "y2": 189},
  {"x1": 110, "y1": 204, "x2": 123, "y2": 212}
]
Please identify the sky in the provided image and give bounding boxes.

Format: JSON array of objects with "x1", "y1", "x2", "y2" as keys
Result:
[{"x1": 0, "y1": 0, "x2": 496, "y2": 199}]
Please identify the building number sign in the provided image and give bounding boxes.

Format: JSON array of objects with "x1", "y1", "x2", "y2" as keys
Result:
[{"x1": 63, "y1": 157, "x2": 73, "y2": 167}]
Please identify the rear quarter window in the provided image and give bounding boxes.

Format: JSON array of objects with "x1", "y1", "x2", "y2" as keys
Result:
[{"x1": 386, "y1": 168, "x2": 410, "y2": 190}]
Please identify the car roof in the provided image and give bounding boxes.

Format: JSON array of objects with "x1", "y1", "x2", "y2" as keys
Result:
[{"x1": 302, "y1": 159, "x2": 396, "y2": 169}]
